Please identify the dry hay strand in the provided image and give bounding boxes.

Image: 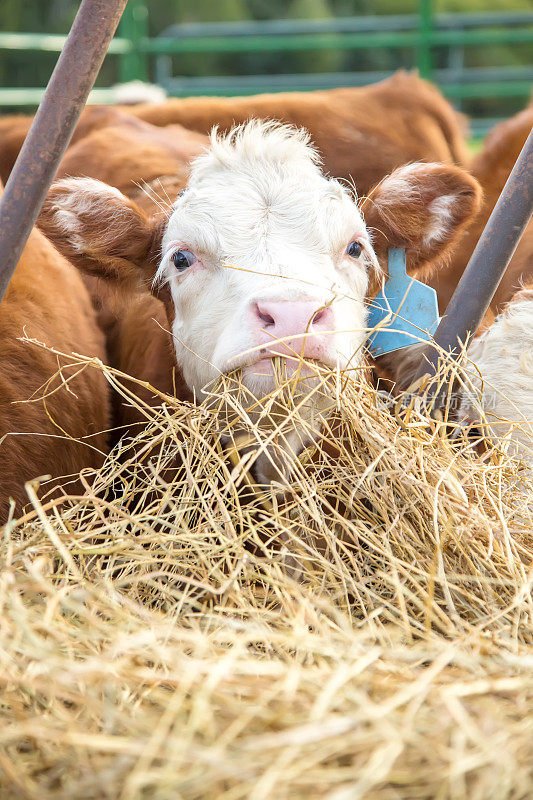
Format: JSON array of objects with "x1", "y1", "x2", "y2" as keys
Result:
[{"x1": 1, "y1": 347, "x2": 533, "y2": 799}]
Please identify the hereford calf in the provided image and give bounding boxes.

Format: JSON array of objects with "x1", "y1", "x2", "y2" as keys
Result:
[
  {"x1": 40, "y1": 121, "x2": 480, "y2": 481},
  {"x1": 0, "y1": 186, "x2": 109, "y2": 521}
]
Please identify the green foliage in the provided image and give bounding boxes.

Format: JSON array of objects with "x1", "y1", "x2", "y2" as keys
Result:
[
  {"x1": 286, "y1": 0, "x2": 344, "y2": 72},
  {"x1": 0, "y1": 0, "x2": 75, "y2": 33},
  {"x1": 148, "y1": 0, "x2": 249, "y2": 35}
]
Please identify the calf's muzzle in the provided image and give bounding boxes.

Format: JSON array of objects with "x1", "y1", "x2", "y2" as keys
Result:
[{"x1": 249, "y1": 299, "x2": 334, "y2": 363}]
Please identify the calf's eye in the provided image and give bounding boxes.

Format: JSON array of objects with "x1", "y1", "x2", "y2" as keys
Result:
[
  {"x1": 172, "y1": 249, "x2": 196, "y2": 272},
  {"x1": 346, "y1": 241, "x2": 362, "y2": 259}
]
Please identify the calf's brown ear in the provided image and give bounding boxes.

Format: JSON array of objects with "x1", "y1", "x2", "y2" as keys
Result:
[
  {"x1": 39, "y1": 178, "x2": 164, "y2": 292},
  {"x1": 362, "y1": 163, "x2": 482, "y2": 283}
]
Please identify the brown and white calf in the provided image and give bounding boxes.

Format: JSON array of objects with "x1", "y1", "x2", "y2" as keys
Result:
[
  {"x1": 0, "y1": 184, "x2": 109, "y2": 521},
  {"x1": 41, "y1": 121, "x2": 481, "y2": 480}
]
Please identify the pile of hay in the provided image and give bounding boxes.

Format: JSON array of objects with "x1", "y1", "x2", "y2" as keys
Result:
[{"x1": 1, "y1": 353, "x2": 533, "y2": 799}]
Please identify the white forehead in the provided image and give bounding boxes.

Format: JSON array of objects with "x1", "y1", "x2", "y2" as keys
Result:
[{"x1": 161, "y1": 121, "x2": 366, "y2": 262}]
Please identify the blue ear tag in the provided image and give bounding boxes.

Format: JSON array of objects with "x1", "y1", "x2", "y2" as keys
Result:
[{"x1": 366, "y1": 248, "x2": 440, "y2": 357}]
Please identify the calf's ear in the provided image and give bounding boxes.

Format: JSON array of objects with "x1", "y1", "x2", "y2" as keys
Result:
[
  {"x1": 362, "y1": 163, "x2": 482, "y2": 281},
  {"x1": 39, "y1": 178, "x2": 164, "y2": 292}
]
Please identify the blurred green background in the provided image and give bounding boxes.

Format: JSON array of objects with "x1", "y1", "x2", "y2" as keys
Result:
[{"x1": 0, "y1": 0, "x2": 531, "y2": 133}]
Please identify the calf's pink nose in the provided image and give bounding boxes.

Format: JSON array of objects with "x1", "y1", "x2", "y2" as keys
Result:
[{"x1": 251, "y1": 300, "x2": 334, "y2": 361}]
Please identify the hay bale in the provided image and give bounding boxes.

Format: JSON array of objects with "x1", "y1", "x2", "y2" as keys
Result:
[{"x1": 1, "y1": 351, "x2": 532, "y2": 799}]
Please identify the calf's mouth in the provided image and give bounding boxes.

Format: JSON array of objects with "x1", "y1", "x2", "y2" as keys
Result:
[{"x1": 209, "y1": 356, "x2": 337, "y2": 486}]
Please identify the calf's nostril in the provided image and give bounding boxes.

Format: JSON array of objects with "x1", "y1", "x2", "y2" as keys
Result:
[
  {"x1": 311, "y1": 306, "x2": 331, "y2": 327},
  {"x1": 260, "y1": 312, "x2": 275, "y2": 327},
  {"x1": 255, "y1": 303, "x2": 275, "y2": 327}
]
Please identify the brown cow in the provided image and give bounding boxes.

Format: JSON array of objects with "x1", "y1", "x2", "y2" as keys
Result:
[
  {"x1": 0, "y1": 184, "x2": 109, "y2": 521},
  {"x1": 51, "y1": 118, "x2": 208, "y2": 397},
  {"x1": 0, "y1": 115, "x2": 35, "y2": 186},
  {"x1": 42, "y1": 73, "x2": 469, "y2": 243},
  {"x1": 126, "y1": 71, "x2": 469, "y2": 195},
  {"x1": 429, "y1": 104, "x2": 533, "y2": 315},
  {"x1": 0, "y1": 110, "x2": 203, "y2": 215},
  {"x1": 0, "y1": 105, "x2": 192, "y2": 186},
  {"x1": 0, "y1": 106, "x2": 127, "y2": 184},
  {"x1": 0, "y1": 71, "x2": 468, "y2": 200},
  {"x1": 56, "y1": 117, "x2": 207, "y2": 199}
]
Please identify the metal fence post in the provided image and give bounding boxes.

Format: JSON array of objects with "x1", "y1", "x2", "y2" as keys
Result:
[
  {"x1": 119, "y1": 0, "x2": 149, "y2": 83},
  {"x1": 418, "y1": 0, "x2": 434, "y2": 80},
  {"x1": 412, "y1": 126, "x2": 533, "y2": 399}
]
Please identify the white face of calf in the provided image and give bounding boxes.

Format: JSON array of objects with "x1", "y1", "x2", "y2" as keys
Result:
[
  {"x1": 154, "y1": 122, "x2": 376, "y2": 399},
  {"x1": 42, "y1": 119, "x2": 481, "y2": 416}
]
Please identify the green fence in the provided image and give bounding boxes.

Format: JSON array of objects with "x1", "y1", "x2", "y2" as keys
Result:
[{"x1": 0, "y1": 0, "x2": 531, "y2": 136}]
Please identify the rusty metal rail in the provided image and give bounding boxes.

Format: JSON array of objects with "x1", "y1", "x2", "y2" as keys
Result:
[
  {"x1": 0, "y1": 0, "x2": 128, "y2": 304},
  {"x1": 413, "y1": 125, "x2": 533, "y2": 394}
]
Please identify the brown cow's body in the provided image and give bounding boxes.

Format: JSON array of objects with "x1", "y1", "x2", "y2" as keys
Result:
[
  {"x1": 56, "y1": 118, "x2": 207, "y2": 198},
  {"x1": 51, "y1": 117, "x2": 206, "y2": 427},
  {"x1": 0, "y1": 71, "x2": 467, "y2": 200},
  {"x1": 126, "y1": 71, "x2": 469, "y2": 195},
  {"x1": 0, "y1": 106, "x2": 133, "y2": 185},
  {"x1": 0, "y1": 115, "x2": 35, "y2": 186},
  {"x1": 429, "y1": 105, "x2": 533, "y2": 315},
  {"x1": 0, "y1": 202, "x2": 109, "y2": 520},
  {"x1": 49, "y1": 120, "x2": 207, "y2": 425},
  {"x1": 104, "y1": 294, "x2": 189, "y2": 437}
]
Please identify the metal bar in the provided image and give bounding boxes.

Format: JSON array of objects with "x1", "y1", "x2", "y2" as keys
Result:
[
  {"x1": 140, "y1": 27, "x2": 533, "y2": 55},
  {"x1": 441, "y1": 64, "x2": 533, "y2": 82},
  {"x1": 0, "y1": 0, "x2": 128, "y2": 305},
  {"x1": 418, "y1": 0, "x2": 434, "y2": 80},
  {"x1": 442, "y1": 81, "x2": 533, "y2": 98},
  {"x1": 0, "y1": 10, "x2": 528, "y2": 54},
  {"x1": 413, "y1": 127, "x2": 533, "y2": 390},
  {"x1": 156, "y1": 64, "x2": 533, "y2": 90},
  {"x1": 0, "y1": 22, "x2": 530, "y2": 57},
  {"x1": 156, "y1": 14, "x2": 419, "y2": 39},
  {"x1": 435, "y1": 10, "x2": 533, "y2": 28},
  {"x1": 119, "y1": 0, "x2": 149, "y2": 83},
  {"x1": 155, "y1": 10, "x2": 533, "y2": 39},
  {"x1": 143, "y1": 31, "x2": 419, "y2": 54},
  {"x1": 431, "y1": 28, "x2": 533, "y2": 46},
  {"x1": 0, "y1": 32, "x2": 130, "y2": 53}
]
